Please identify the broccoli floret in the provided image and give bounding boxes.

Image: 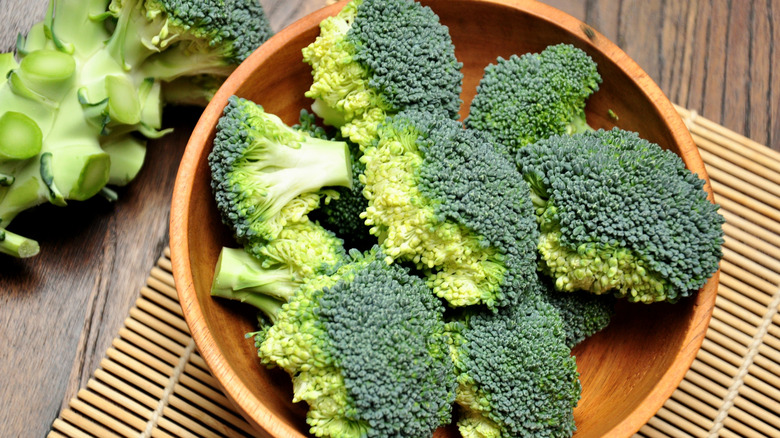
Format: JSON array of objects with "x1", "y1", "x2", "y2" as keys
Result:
[
  {"x1": 465, "y1": 44, "x2": 602, "y2": 155},
  {"x1": 360, "y1": 109, "x2": 539, "y2": 309},
  {"x1": 302, "y1": 0, "x2": 463, "y2": 147},
  {"x1": 0, "y1": 0, "x2": 273, "y2": 258},
  {"x1": 446, "y1": 292, "x2": 581, "y2": 438},
  {"x1": 516, "y1": 128, "x2": 725, "y2": 303},
  {"x1": 232, "y1": 247, "x2": 456, "y2": 438},
  {"x1": 208, "y1": 96, "x2": 354, "y2": 248}
]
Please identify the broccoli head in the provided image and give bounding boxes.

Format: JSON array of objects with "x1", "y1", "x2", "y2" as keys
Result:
[
  {"x1": 302, "y1": 0, "x2": 463, "y2": 147},
  {"x1": 360, "y1": 109, "x2": 539, "y2": 309},
  {"x1": 517, "y1": 128, "x2": 725, "y2": 303},
  {"x1": 465, "y1": 44, "x2": 601, "y2": 155},
  {"x1": 208, "y1": 96, "x2": 354, "y2": 247},
  {"x1": 241, "y1": 247, "x2": 456, "y2": 438},
  {"x1": 446, "y1": 292, "x2": 581, "y2": 438}
]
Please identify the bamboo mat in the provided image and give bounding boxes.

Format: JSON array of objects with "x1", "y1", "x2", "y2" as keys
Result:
[{"x1": 47, "y1": 106, "x2": 780, "y2": 438}]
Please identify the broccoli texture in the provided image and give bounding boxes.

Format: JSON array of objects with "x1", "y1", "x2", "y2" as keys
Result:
[
  {"x1": 238, "y1": 247, "x2": 456, "y2": 438},
  {"x1": 208, "y1": 96, "x2": 354, "y2": 249},
  {"x1": 465, "y1": 44, "x2": 601, "y2": 155},
  {"x1": 0, "y1": 0, "x2": 272, "y2": 257},
  {"x1": 446, "y1": 291, "x2": 581, "y2": 438},
  {"x1": 542, "y1": 285, "x2": 616, "y2": 348},
  {"x1": 360, "y1": 109, "x2": 539, "y2": 309},
  {"x1": 517, "y1": 128, "x2": 725, "y2": 303},
  {"x1": 302, "y1": 0, "x2": 463, "y2": 147}
]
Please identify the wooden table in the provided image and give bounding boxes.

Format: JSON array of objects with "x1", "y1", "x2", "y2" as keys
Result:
[{"x1": 0, "y1": 1, "x2": 777, "y2": 437}]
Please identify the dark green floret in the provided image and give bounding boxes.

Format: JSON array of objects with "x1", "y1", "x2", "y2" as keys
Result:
[
  {"x1": 465, "y1": 43, "x2": 601, "y2": 155},
  {"x1": 208, "y1": 96, "x2": 354, "y2": 246},
  {"x1": 446, "y1": 291, "x2": 581, "y2": 438},
  {"x1": 516, "y1": 128, "x2": 725, "y2": 303},
  {"x1": 541, "y1": 285, "x2": 616, "y2": 348},
  {"x1": 243, "y1": 247, "x2": 456, "y2": 438},
  {"x1": 361, "y1": 109, "x2": 539, "y2": 309},
  {"x1": 303, "y1": 0, "x2": 463, "y2": 147}
]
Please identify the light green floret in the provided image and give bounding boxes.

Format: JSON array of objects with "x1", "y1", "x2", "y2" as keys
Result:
[
  {"x1": 208, "y1": 96, "x2": 354, "y2": 246},
  {"x1": 360, "y1": 110, "x2": 539, "y2": 309},
  {"x1": 302, "y1": 0, "x2": 463, "y2": 148}
]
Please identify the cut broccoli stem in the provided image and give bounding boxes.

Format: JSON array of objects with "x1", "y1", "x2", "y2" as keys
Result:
[
  {"x1": 104, "y1": 74, "x2": 142, "y2": 125},
  {"x1": 0, "y1": 111, "x2": 43, "y2": 161},
  {"x1": 0, "y1": 227, "x2": 40, "y2": 258},
  {"x1": 211, "y1": 247, "x2": 301, "y2": 305},
  {"x1": 13, "y1": 49, "x2": 76, "y2": 103},
  {"x1": 0, "y1": 173, "x2": 14, "y2": 186}
]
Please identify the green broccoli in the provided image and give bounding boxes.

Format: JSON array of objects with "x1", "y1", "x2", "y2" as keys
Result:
[
  {"x1": 360, "y1": 109, "x2": 539, "y2": 309},
  {"x1": 445, "y1": 291, "x2": 581, "y2": 438},
  {"x1": 0, "y1": 0, "x2": 272, "y2": 257},
  {"x1": 465, "y1": 44, "x2": 602, "y2": 155},
  {"x1": 217, "y1": 247, "x2": 456, "y2": 438},
  {"x1": 516, "y1": 128, "x2": 725, "y2": 303},
  {"x1": 302, "y1": 0, "x2": 463, "y2": 147},
  {"x1": 208, "y1": 96, "x2": 354, "y2": 255},
  {"x1": 293, "y1": 109, "x2": 374, "y2": 251},
  {"x1": 541, "y1": 284, "x2": 616, "y2": 348}
]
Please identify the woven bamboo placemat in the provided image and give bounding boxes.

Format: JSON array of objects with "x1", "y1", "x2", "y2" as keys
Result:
[{"x1": 47, "y1": 106, "x2": 780, "y2": 438}]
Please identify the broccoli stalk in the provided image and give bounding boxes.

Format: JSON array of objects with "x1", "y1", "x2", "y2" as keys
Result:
[{"x1": 0, "y1": 227, "x2": 40, "y2": 258}]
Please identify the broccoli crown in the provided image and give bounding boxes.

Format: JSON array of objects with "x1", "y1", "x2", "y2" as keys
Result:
[
  {"x1": 361, "y1": 110, "x2": 539, "y2": 308},
  {"x1": 257, "y1": 247, "x2": 456, "y2": 438},
  {"x1": 465, "y1": 44, "x2": 601, "y2": 154},
  {"x1": 446, "y1": 293, "x2": 581, "y2": 438},
  {"x1": 208, "y1": 96, "x2": 353, "y2": 244},
  {"x1": 302, "y1": 0, "x2": 463, "y2": 147},
  {"x1": 517, "y1": 128, "x2": 725, "y2": 303}
]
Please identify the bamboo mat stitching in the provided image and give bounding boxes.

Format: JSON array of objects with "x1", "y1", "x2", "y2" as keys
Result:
[{"x1": 48, "y1": 107, "x2": 780, "y2": 438}]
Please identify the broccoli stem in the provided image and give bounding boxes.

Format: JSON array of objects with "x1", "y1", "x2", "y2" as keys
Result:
[
  {"x1": 0, "y1": 228, "x2": 40, "y2": 258},
  {"x1": 0, "y1": 111, "x2": 43, "y2": 161},
  {"x1": 211, "y1": 247, "x2": 301, "y2": 309}
]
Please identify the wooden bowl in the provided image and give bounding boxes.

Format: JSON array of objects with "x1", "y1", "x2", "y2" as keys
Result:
[{"x1": 170, "y1": 1, "x2": 719, "y2": 437}]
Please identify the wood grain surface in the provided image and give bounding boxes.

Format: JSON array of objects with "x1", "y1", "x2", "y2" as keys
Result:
[{"x1": 0, "y1": 0, "x2": 776, "y2": 437}]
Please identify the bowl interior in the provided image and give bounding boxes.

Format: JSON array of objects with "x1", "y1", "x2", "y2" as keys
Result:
[{"x1": 171, "y1": 1, "x2": 718, "y2": 437}]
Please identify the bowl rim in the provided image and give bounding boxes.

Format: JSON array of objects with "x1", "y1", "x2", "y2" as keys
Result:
[{"x1": 169, "y1": 1, "x2": 718, "y2": 437}]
